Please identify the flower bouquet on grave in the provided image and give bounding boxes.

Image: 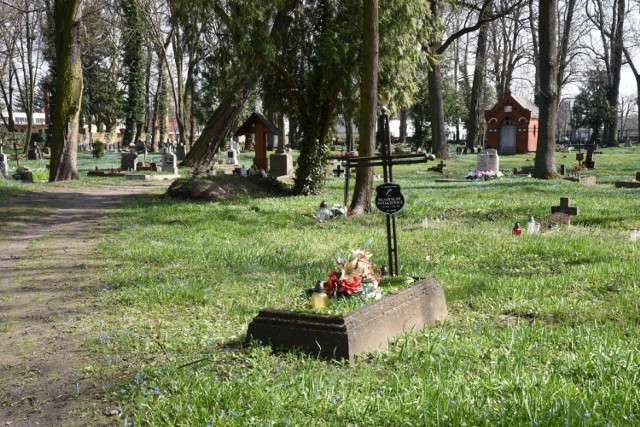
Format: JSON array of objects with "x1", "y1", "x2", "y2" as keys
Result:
[
  {"x1": 325, "y1": 248, "x2": 382, "y2": 300},
  {"x1": 466, "y1": 169, "x2": 504, "y2": 180},
  {"x1": 572, "y1": 163, "x2": 588, "y2": 177}
]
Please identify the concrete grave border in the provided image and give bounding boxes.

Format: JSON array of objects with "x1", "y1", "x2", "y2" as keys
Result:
[{"x1": 246, "y1": 277, "x2": 447, "y2": 361}]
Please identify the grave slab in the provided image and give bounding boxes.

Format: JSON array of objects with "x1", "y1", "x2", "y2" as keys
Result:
[
  {"x1": 246, "y1": 277, "x2": 447, "y2": 361},
  {"x1": 126, "y1": 174, "x2": 180, "y2": 181},
  {"x1": 87, "y1": 170, "x2": 127, "y2": 177},
  {"x1": 563, "y1": 176, "x2": 596, "y2": 186},
  {"x1": 614, "y1": 181, "x2": 640, "y2": 188}
]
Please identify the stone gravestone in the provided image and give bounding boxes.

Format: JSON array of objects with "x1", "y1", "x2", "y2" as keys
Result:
[
  {"x1": 121, "y1": 146, "x2": 138, "y2": 171},
  {"x1": 13, "y1": 166, "x2": 33, "y2": 182},
  {"x1": 583, "y1": 148, "x2": 596, "y2": 169},
  {"x1": 28, "y1": 146, "x2": 42, "y2": 160},
  {"x1": 162, "y1": 146, "x2": 178, "y2": 174},
  {"x1": 551, "y1": 197, "x2": 578, "y2": 216},
  {"x1": 226, "y1": 140, "x2": 239, "y2": 165},
  {"x1": 625, "y1": 135, "x2": 632, "y2": 147},
  {"x1": 270, "y1": 133, "x2": 293, "y2": 177},
  {"x1": 175, "y1": 143, "x2": 186, "y2": 161},
  {"x1": 477, "y1": 148, "x2": 499, "y2": 172},
  {"x1": 0, "y1": 143, "x2": 8, "y2": 179},
  {"x1": 551, "y1": 197, "x2": 578, "y2": 224}
]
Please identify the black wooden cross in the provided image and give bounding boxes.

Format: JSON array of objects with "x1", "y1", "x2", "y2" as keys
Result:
[
  {"x1": 12, "y1": 138, "x2": 19, "y2": 167},
  {"x1": 551, "y1": 197, "x2": 579, "y2": 216},
  {"x1": 342, "y1": 109, "x2": 435, "y2": 276}
]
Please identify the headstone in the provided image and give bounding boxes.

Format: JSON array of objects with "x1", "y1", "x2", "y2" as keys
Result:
[
  {"x1": 551, "y1": 197, "x2": 578, "y2": 216},
  {"x1": 476, "y1": 148, "x2": 499, "y2": 172},
  {"x1": 162, "y1": 150, "x2": 178, "y2": 174},
  {"x1": 428, "y1": 161, "x2": 446, "y2": 173},
  {"x1": 583, "y1": 149, "x2": 595, "y2": 169},
  {"x1": 121, "y1": 150, "x2": 138, "y2": 171},
  {"x1": 270, "y1": 151, "x2": 294, "y2": 177},
  {"x1": 625, "y1": 135, "x2": 632, "y2": 147},
  {"x1": 0, "y1": 146, "x2": 8, "y2": 179},
  {"x1": 226, "y1": 145, "x2": 239, "y2": 165},
  {"x1": 12, "y1": 166, "x2": 33, "y2": 182},
  {"x1": 175, "y1": 143, "x2": 186, "y2": 161}
]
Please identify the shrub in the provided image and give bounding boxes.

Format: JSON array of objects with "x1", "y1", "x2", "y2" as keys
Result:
[{"x1": 92, "y1": 140, "x2": 105, "y2": 159}]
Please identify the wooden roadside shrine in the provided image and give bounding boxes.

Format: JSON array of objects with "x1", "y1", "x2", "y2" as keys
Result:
[{"x1": 234, "y1": 112, "x2": 282, "y2": 172}]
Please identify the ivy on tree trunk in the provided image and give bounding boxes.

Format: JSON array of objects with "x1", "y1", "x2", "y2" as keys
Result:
[{"x1": 49, "y1": 0, "x2": 82, "y2": 182}]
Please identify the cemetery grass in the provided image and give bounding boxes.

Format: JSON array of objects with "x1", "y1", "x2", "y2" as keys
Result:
[{"x1": 84, "y1": 146, "x2": 640, "y2": 427}]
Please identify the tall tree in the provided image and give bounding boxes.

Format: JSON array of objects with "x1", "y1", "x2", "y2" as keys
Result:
[
  {"x1": 533, "y1": 0, "x2": 560, "y2": 178},
  {"x1": 422, "y1": 0, "x2": 520, "y2": 159},
  {"x1": 586, "y1": 0, "x2": 627, "y2": 146},
  {"x1": 571, "y1": 68, "x2": 616, "y2": 141},
  {"x1": 0, "y1": 6, "x2": 20, "y2": 133},
  {"x1": 466, "y1": 17, "x2": 489, "y2": 151},
  {"x1": 81, "y1": 2, "x2": 122, "y2": 139},
  {"x1": 12, "y1": 0, "x2": 45, "y2": 152},
  {"x1": 121, "y1": 0, "x2": 146, "y2": 147},
  {"x1": 622, "y1": 47, "x2": 640, "y2": 135},
  {"x1": 49, "y1": 0, "x2": 82, "y2": 181},
  {"x1": 182, "y1": 1, "x2": 297, "y2": 174},
  {"x1": 426, "y1": 0, "x2": 448, "y2": 159},
  {"x1": 489, "y1": 1, "x2": 527, "y2": 100},
  {"x1": 349, "y1": 0, "x2": 378, "y2": 214}
]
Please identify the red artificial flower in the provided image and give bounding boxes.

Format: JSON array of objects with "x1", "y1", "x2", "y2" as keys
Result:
[
  {"x1": 325, "y1": 270, "x2": 340, "y2": 296},
  {"x1": 338, "y1": 276, "x2": 363, "y2": 295}
]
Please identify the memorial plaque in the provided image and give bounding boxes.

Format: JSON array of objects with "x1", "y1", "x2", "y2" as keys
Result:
[{"x1": 375, "y1": 183, "x2": 405, "y2": 215}]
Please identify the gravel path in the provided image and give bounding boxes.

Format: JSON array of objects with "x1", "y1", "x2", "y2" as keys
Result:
[{"x1": 0, "y1": 184, "x2": 168, "y2": 427}]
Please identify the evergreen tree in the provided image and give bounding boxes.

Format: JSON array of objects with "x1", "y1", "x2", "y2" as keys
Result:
[{"x1": 571, "y1": 69, "x2": 616, "y2": 142}]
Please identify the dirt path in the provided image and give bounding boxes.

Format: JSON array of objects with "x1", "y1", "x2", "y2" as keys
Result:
[{"x1": 0, "y1": 184, "x2": 169, "y2": 427}]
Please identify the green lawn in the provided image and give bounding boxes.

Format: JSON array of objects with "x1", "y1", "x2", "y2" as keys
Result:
[{"x1": 3, "y1": 146, "x2": 640, "y2": 426}]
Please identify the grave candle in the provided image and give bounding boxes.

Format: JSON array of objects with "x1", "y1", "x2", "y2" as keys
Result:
[
  {"x1": 316, "y1": 201, "x2": 333, "y2": 222},
  {"x1": 512, "y1": 222, "x2": 522, "y2": 235},
  {"x1": 309, "y1": 281, "x2": 329, "y2": 310},
  {"x1": 526, "y1": 216, "x2": 539, "y2": 234}
]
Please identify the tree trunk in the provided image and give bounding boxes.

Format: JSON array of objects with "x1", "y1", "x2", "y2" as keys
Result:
[
  {"x1": 49, "y1": 0, "x2": 81, "y2": 181},
  {"x1": 182, "y1": 81, "x2": 253, "y2": 173},
  {"x1": 528, "y1": 0, "x2": 540, "y2": 105},
  {"x1": 399, "y1": 108, "x2": 408, "y2": 145},
  {"x1": 293, "y1": 96, "x2": 338, "y2": 195},
  {"x1": 533, "y1": 0, "x2": 559, "y2": 179},
  {"x1": 349, "y1": 0, "x2": 378, "y2": 215},
  {"x1": 466, "y1": 18, "x2": 489, "y2": 151},
  {"x1": 427, "y1": 0, "x2": 448, "y2": 159},
  {"x1": 604, "y1": 0, "x2": 625, "y2": 146},
  {"x1": 428, "y1": 64, "x2": 448, "y2": 159}
]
